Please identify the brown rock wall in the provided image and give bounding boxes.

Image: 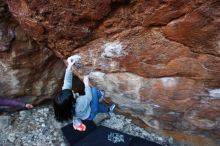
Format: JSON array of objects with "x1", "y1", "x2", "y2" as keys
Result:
[
  {"x1": 6, "y1": 0, "x2": 220, "y2": 145},
  {"x1": 0, "y1": 0, "x2": 64, "y2": 103}
]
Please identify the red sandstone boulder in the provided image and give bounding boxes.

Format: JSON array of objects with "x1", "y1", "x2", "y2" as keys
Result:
[{"x1": 5, "y1": 0, "x2": 220, "y2": 145}]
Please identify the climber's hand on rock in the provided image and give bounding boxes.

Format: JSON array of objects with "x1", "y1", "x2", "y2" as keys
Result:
[
  {"x1": 83, "y1": 75, "x2": 90, "y2": 86},
  {"x1": 67, "y1": 55, "x2": 81, "y2": 66},
  {"x1": 67, "y1": 57, "x2": 75, "y2": 67}
]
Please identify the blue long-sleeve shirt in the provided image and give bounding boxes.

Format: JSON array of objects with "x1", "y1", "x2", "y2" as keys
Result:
[
  {"x1": 62, "y1": 68, "x2": 92, "y2": 126},
  {"x1": 62, "y1": 68, "x2": 73, "y2": 90}
]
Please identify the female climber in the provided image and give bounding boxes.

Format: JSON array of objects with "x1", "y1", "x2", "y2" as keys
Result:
[{"x1": 53, "y1": 55, "x2": 115, "y2": 131}]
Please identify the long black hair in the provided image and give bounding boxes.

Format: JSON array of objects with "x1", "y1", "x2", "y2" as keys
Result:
[{"x1": 53, "y1": 89, "x2": 76, "y2": 122}]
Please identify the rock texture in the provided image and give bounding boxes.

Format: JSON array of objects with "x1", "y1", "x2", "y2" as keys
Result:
[
  {"x1": 0, "y1": 0, "x2": 65, "y2": 103},
  {"x1": 6, "y1": 0, "x2": 220, "y2": 145}
]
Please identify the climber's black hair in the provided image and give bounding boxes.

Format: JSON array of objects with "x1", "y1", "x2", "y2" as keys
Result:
[{"x1": 53, "y1": 89, "x2": 75, "y2": 122}]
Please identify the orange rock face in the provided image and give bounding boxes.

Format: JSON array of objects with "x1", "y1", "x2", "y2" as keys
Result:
[{"x1": 6, "y1": 0, "x2": 220, "y2": 145}]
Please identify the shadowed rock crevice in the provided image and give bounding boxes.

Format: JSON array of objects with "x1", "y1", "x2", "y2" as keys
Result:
[{"x1": 0, "y1": 0, "x2": 65, "y2": 103}]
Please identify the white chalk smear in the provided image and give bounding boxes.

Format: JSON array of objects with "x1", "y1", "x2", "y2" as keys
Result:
[
  {"x1": 160, "y1": 77, "x2": 177, "y2": 88},
  {"x1": 101, "y1": 41, "x2": 127, "y2": 58},
  {"x1": 208, "y1": 89, "x2": 220, "y2": 99}
]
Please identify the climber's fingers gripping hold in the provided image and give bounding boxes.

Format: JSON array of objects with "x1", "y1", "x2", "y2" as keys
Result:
[{"x1": 67, "y1": 55, "x2": 81, "y2": 67}]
